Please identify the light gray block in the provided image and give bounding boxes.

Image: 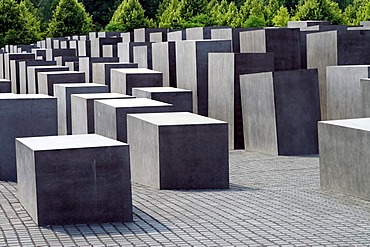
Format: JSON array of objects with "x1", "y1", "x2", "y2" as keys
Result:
[
  {"x1": 78, "y1": 40, "x2": 91, "y2": 57},
  {"x1": 45, "y1": 49, "x2": 76, "y2": 61},
  {"x1": 55, "y1": 56, "x2": 79, "y2": 66},
  {"x1": 0, "y1": 79, "x2": 11, "y2": 93},
  {"x1": 19, "y1": 60, "x2": 56, "y2": 94},
  {"x1": 5, "y1": 53, "x2": 35, "y2": 90},
  {"x1": 127, "y1": 112, "x2": 229, "y2": 189},
  {"x1": 167, "y1": 30, "x2": 186, "y2": 41},
  {"x1": 72, "y1": 93, "x2": 134, "y2": 134},
  {"x1": 362, "y1": 78, "x2": 370, "y2": 117},
  {"x1": 208, "y1": 52, "x2": 275, "y2": 150},
  {"x1": 27, "y1": 66, "x2": 69, "y2": 94},
  {"x1": 0, "y1": 94, "x2": 57, "y2": 181},
  {"x1": 92, "y1": 62, "x2": 138, "y2": 91},
  {"x1": 54, "y1": 83, "x2": 108, "y2": 135},
  {"x1": 79, "y1": 57, "x2": 119, "y2": 83},
  {"x1": 288, "y1": 20, "x2": 331, "y2": 28},
  {"x1": 318, "y1": 118, "x2": 370, "y2": 201},
  {"x1": 326, "y1": 65, "x2": 370, "y2": 120},
  {"x1": 134, "y1": 28, "x2": 167, "y2": 42},
  {"x1": 210, "y1": 28, "x2": 250, "y2": 53},
  {"x1": 152, "y1": 42, "x2": 177, "y2": 87},
  {"x1": 186, "y1": 27, "x2": 226, "y2": 40},
  {"x1": 121, "y1": 32, "x2": 134, "y2": 42},
  {"x1": 38, "y1": 71, "x2": 85, "y2": 96},
  {"x1": 118, "y1": 42, "x2": 151, "y2": 64},
  {"x1": 240, "y1": 69, "x2": 320, "y2": 155},
  {"x1": 0, "y1": 53, "x2": 5, "y2": 78},
  {"x1": 133, "y1": 44, "x2": 153, "y2": 69},
  {"x1": 16, "y1": 134, "x2": 132, "y2": 226},
  {"x1": 132, "y1": 87, "x2": 192, "y2": 112},
  {"x1": 90, "y1": 37, "x2": 122, "y2": 57},
  {"x1": 110, "y1": 68, "x2": 163, "y2": 95},
  {"x1": 102, "y1": 45, "x2": 118, "y2": 57},
  {"x1": 176, "y1": 40, "x2": 232, "y2": 116},
  {"x1": 94, "y1": 98, "x2": 173, "y2": 142}
]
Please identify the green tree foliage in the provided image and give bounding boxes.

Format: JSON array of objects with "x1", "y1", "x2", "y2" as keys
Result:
[
  {"x1": 238, "y1": 0, "x2": 266, "y2": 26},
  {"x1": 107, "y1": 0, "x2": 150, "y2": 32},
  {"x1": 343, "y1": 0, "x2": 369, "y2": 25},
  {"x1": 177, "y1": 0, "x2": 207, "y2": 21},
  {"x1": 79, "y1": 0, "x2": 120, "y2": 30},
  {"x1": 47, "y1": 0, "x2": 93, "y2": 37},
  {"x1": 140, "y1": 0, "x2": 161, "y2": 19},
  {"x1": 273, "y1": 5, "x2": 291, "y2": 26},
  {"x1": 158, "y1": 0, "x2": 182, "y2": 28},
  {"x1": 0, "y1": 0, "x2": 41, "y2": 47},
  {"x1": 265, "y1": 0, "x2": 280, "y2": 26},
  {"x1": 294, "y1": 0, "x2": 345, "y2": 24}
]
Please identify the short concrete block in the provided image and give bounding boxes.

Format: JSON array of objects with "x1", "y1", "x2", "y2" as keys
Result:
[
  {"x1": 0, "y1": 94, "x2": 57, "y2": 181},
  {"x1": 38, "y1": 71, "x2": 85, "y2": 96},
  {"x1": 127, "y1": 112, "x2": 229, "y2": 189},
  {"x1": 132, "y1": 87, "x2": 192, "y2": 112},
  {"x1": 72, "y1": 93, "x2": 134, "y2": 134},
  {"x1": 94, "y1": 98, "x2": 173, "y2": 142},
  {"x1": 0, "y1": 79, "x2": 11, "y2": 93},
  {"x1": 16, "y1": 134, "x2": 132, "y2": 226},
  {"x1": 318, "y1": 118, "x2": 370, "y2": 201},
  {"x1": 110, "y1": 68, "x2": 163, "y2": 95},
  {"x1": 27, "y1": 66, "x2": 69, "y2": 94},
  {"x1": 19, "y1": 60, "x2": 56, "y2": 94},
  {"x1": 54, "y1": 83, "x2": 108, "y2": 135}
]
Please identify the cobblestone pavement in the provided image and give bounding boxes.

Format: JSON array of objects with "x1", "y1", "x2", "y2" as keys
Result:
[{"x1": 0, "y1": 150, "x2": 370, "y2": 246}]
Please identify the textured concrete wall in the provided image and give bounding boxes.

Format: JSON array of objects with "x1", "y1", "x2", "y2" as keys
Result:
[
  {"x1": 152, "y1": 42, "x2": 177, "y2": 87},
  {"x1": 18, "y1": 60, "x2": 55, "y2": 94},
  {"x1": 134, "y1": 28, "x2": 167, "y2": 42},
  {"x1": 27, "y1": 66, "x2": 69, "y2": 94},
  {"x1": 133, "y1": 45, "x2": 153, "y2": 69},
  {"x1": 79, "y1": 57, "x2": 118, "y2": 83},
  {"x1": 167, "y1": 30, "x2": 186, "y2": 41},
  {"x1": 38, "y1": 71, "x2": 85, "y2": 96}
]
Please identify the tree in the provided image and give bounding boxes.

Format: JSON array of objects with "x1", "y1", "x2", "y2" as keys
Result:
[
  {"x1": 265, "y1": 0, "x2": 280, "y2": 26},
  {"x1": 177, "y1": 0, "x2": 207, "y2": 21},
  {"x1": 19, "y1": 0, "x2": 42, "y2": 42},
  {"x1": 140, "y1": 0, "x2": 161, "y2": 19},
  {"x1": 47, "y1": 0, "x2": 93, "y2": 37},
  {"x1": 238, "y1": 0, "x2": 266, "y2": 27},
  {"x1": 107, "y1": 0, "x2": 149, "y2": 32},
  {"x1": 343, "y1": 0, "x2": 370, "y2": 25},
  {"x1": 158, "y1": 0, "x2": 182, "y2": 28},
  {"x1": 244, "y1": 15, "x2": 266, "y2": 27},
  {"x1": 273, "y1": 5, "x2": 291, "y2": 26},
  {"x1": 224, "y1": 2, "x2": 240, "y2": 27},
  {"x1": 78, "y1": 0, "x2": 120, "y2": 30},
  {"x1": 293, "y1": 0, "x2": 345, "y2": 25}
]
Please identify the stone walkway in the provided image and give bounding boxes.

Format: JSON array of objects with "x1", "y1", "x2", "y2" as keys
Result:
[{"x1": 0, "y1": 151, "x2": 370, "y2": 246}]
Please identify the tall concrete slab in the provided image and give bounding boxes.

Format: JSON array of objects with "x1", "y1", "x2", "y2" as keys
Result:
[
  {"x1": 19, "y1": 60, "x2": 56, "y2": 94},
  {"x1": 27, "y1": 66, "x2": 69, "y2": 94},
  {"x1": 38, "y1": 71, "x2": 85, "y2": 96},
  {"x1": 152, "y1": 41, "x2": 177, "y2": 87},
  {"x1": 79, "y1": 57, "x2": 119, "y2": 83},
  {"x1": 134, "y1": 28, "x2": 167, "y2": 42}
]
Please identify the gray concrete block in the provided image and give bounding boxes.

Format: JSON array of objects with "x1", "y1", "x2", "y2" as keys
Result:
[
  {"x1": 152, "y1": 42, "x2": 177, "y2": 87},
  {"x1": 54, "y1": 83, "x2": 108, "y2": 135},
  {"x1": 326, "y1": 65, "x2": 370, "y2": 120},
  {"x1": 0, "y1": 79, "x2": 11, "y2": 93},
  {"x1": 361, "y1": 78, "x2": 370, "y2": 117},
  {"x1": 208, "y1": 52, "x2": 275, "y2": 150},
  {"x1": 318, "y1": 118, "x2": 370, "y2": 201},
  {"x1": 92, "y1": 62, "x2": 138, "y2": 91},
  {"x1": 240, "y1": 28, "x2": 301, "y2": 71},
  {"x1": 132, "y1": 87, "x2": 192, "y2": 112},
  {"x1": 55, "y1": 56, "x2": 79, "y2": 66},
  {"x1": 65, "y1": 61, "x2": 79, "y2": 71},
  {"x1": 211, "y1": 28, "x2": 251, "y2": 53},
  {"x1": 19, "y1": 60, "x2": 56, "y2": 94},
  {"x1": 307, "y1": 29, "x2": 370, "y2": 120},
  {"x1": 27, "y1": 66, "x2": 69, "y2": 94},
  {"x1": 118, "y1": 42, "x2": 151, "y2": 64},
  {"x1": 0, "y1": 94, "x2": 57, "y2": 181},
  {"x1": 46, "y1": 37, "x2": 68, "y2": 49},
  {"x1": 90, "y1": 37, "x2": 122, "y2": 57},
  {"x1": 38, "y1": 71, "x2": 85, "y2": 96},
  {"x1": 102, "y1": 44, "x2": 118, "y2": 57},
  {"x1": 95, "y1": 98, "x2": 173, "y2": 142},
  {"x1": 240, "y1": 69, "x2": 320, "y2": 155},
  {"x1": 176, "y1": 40, "x2": 232, "y2": 116},
  {"x1": 45, "y1": 49, "x2": 76, "y2": 61},
  {"x1": 127, "y1": 112, "x2": 229, "y2": 189},
  {"x1": 4, "y1": 53, "x2": 35, "y2": 84},
  {"x1": 78, "y1": 40, "x2": 91, "y2": 57},
  {"x1": 287, "y1": 21, "x2": 331, "y2": 28},
  {"x1": 0, "y1": 53, "x2": 5, "y2": 79},
  {"x1": 149, "y1": 32, "x2": 167, "y2": 42},
  {"x1": 79, "y1": 57, "x2": 119, "y2": 83},
  {"x1": 110, "y1": 68, "x2": 163, "y2": 95},
  {"x1": 71, "y1": 93, "x2": 134, "y2": 134},
  {"x1": 31, "y1": 49, "x2": 47, "y2": 60},
  {"x1": 16, "y1": 134, "x2": 132, "y2": 226},
  {"x1": 186, "y1": 27, "x2": 227, "y2": 40},
  {"x1": 121, "y1": 32, "x2": 134, "y2": 42},
  {"x1": 167, "y1": 30, "x2": 186, "y2": 41},
  {"x1": 133, "y1": 44, "x2": 153, "y2": 69},
  {"x1": 134, "y1": 28, "x2": 167, "y2": 42}
]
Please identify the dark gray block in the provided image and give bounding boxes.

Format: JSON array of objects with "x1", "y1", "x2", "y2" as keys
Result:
[
  {"x1": 79, "y1": 57, "x2": 119, "y2": 83},
  {"x1": 240, "y1": 69, "x2": 320, "y2": 155},
  {"x1": 240, "y1": 28, "x2": 301, "y2": 71},
  {"x1": 31, "y1": 49, "x2": 47, "y2": 60},
  {"x1": 92, "y1": 62, "x2": 138, "y2": 91},
  {"x1": 208, "y1": 53, "x2": 275, "y2": 149},
  {"x1": 134, "y1": 28, "x2": 167, "y2": 42},
  {"x1": 0, "y1": 79, "x2": 11, "y2": 93},
  {"x1": 38, "y1": 71, "x2": 85, "y2": 96},
  {"x1": 16, "y1": 134, "x2": 132, "y2": 226},
  {"x1": 27, "y1": 66, "x2": 69, "y2": 94},
  {"x1": 55, "y1": 56, "x2": 79, "y2": 66},
  {"x1": 132, "y1": 87, "x2": 192, "y2": 112},
  {"x1": 46, "y1": 49, "x2": 76, "y2": 61},
  {"x1": 71, "y1": 93, "x2": 134, "y2": 134},
  {"x1": 95, "y1": 98, "x2": 173, "y2": 142},
  {"x1": 19, "y1": 60, "x2": 56, "y2": 94},
  {"x1": 152, "y1": 42, "x2": 177, "y2": 87},
  {"x1": 127, "y1": 112, "x2": 229, "y2": 189},
  {"x1": 0, "y1": 94, "x2": 57, "y2": 181},
  {"x1": 307, "y1": 29, "x2": 370, "y2": 120},
  {"x1": 0, "y1": 53, "x2": 5, "y2": 78},
  {"x1": 176, "y1": 40, "x2": 232, "y2": 116},
  {"x1": 133, "y1": 44, "x2": 153, "y2": 69},
  {"x1": 110, "y1": 68, "x2": 163, "y2": 95},
  {"x1": 326, "y1": 65, "x2": 370, "y2": 120},
  {"x1": 54, "y1": 83, "x2": 108, "y2": 135},
  {"x1": 211, "y1": 28, "x2": 251, "y2": 53},
  {"x1": 90, "y1": 37, "x2": 122, "y2": 57},
  {"x1": 318, "y1": 118, "x2": 370, "y2": 201},
  {"x1": 4, "y1": 53, "x2": 35, "y2": 84}
]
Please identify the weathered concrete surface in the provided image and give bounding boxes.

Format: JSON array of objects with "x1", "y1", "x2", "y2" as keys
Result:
[
  {"x1": 54, "y1": 83, "x2": 108, "y2": 135},
  {"x1": 79, "y1": 57, "x2": 119, "y2": 83},
  {"x1": 152, "y1": 42, "x2": 177, "y2": 87},
  {"x1": 127, "y1": 112, "x2": 229, "y2": 189},
  {"x1": 318, "y1": 118, "x2": 370, "y2": 201},
  {"x1": 186, "y1": 27, "x2": 227, "y2": 40},
  {"x1": 38, "y1": 71, "x2": 85, "y2": 96},
  {"x1": 16, "y1": 134, "x2": 132, "y2": 226},
  {"x1": 118, "y1": 42, "x2": 151, "y2": 64},
  {"x1": 4, "y1": 53, "x2": 35, "y2": 89},
  {"x1": 287, "y1": 21, "x2": 331, "y2": 28},
  {"x1": 71, "y1": 93, "x2": 134, "y2": 134},
  {"x1": 134, "y1": 28, "x2": 167, "y2": 42},
  {"x1": 361, "y1": 78, "x2": 370, "y2": 117},
  {"x1": 211, "y1": 28, "x2": 251, "y2": 52},
  {"x1": 176, "y1": 40, "x2": 232, "y2": 116},
  {"x1": 45, "y1": 49, "x2": 76, "y2": 61},
  {"x1": 0, "y1": 94, "x2": 57, "y2": 182},
  {"x1": 94, "y1": 98, "x2": 173, "y2": 142},
  {"x1": 208, "y1": 52, "x2": 274, "y2": 150},
  {"x1": 240, "y1": 69, "x2": 320, "y2": 156},
  {"x1": 167, "y1": 30, "x2": 186, "y2": 41},
  {"x1": 27, "y1": 66, "x2": 69, "y2": 94},
  {"x1": 90, "y1": 37, "x2": 122, "y2": 57},
  {"x1": 133, "y1": 44, "x2": 153, "y2": 69}
]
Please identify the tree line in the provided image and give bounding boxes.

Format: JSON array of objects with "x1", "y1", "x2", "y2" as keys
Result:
[{"x1": 2, "y1": 0, "x2": 370, "y2": 47}]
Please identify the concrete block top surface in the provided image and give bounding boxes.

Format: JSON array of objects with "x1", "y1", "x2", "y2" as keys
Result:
[
  {"x1": 0, "y1": 94, "x2": 54, "y2": 99},
  {"x1": 112, "y1": 68, "x2": 161, "y2": 74},
  {"x1": 16, "y1": 134, "x2": 127, "y2": 151},
  {"x1": 28, "y1": 65, "x2": 67, "y2": 70},
  {"x1": 327, "y1": 65, "x2": 370, "y2": 69},
  {"x1": 128, "y1": 112, "x2": 226, "y2": 126},
  {"x1": 132, "y1": 87, "x2": 191, "y2": 93},
  {"x1": 96, "y1": 98, "x2": 172, "y2": 109},
  {"x1": 54, "y1": 83, "x2": 106, "y2": 88},
  {"x1": 0, "y1": 79, "x2": 11, "y2": 82},
  {"x1": 40, "y1": 71, "x2": 84, "y2": 76},
  {"x1": 72, "y1": 93, "x2": 133, "y2": 100},
  {"x1": 319, "y1": 118, "x2": 370, "y2": 131}
]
